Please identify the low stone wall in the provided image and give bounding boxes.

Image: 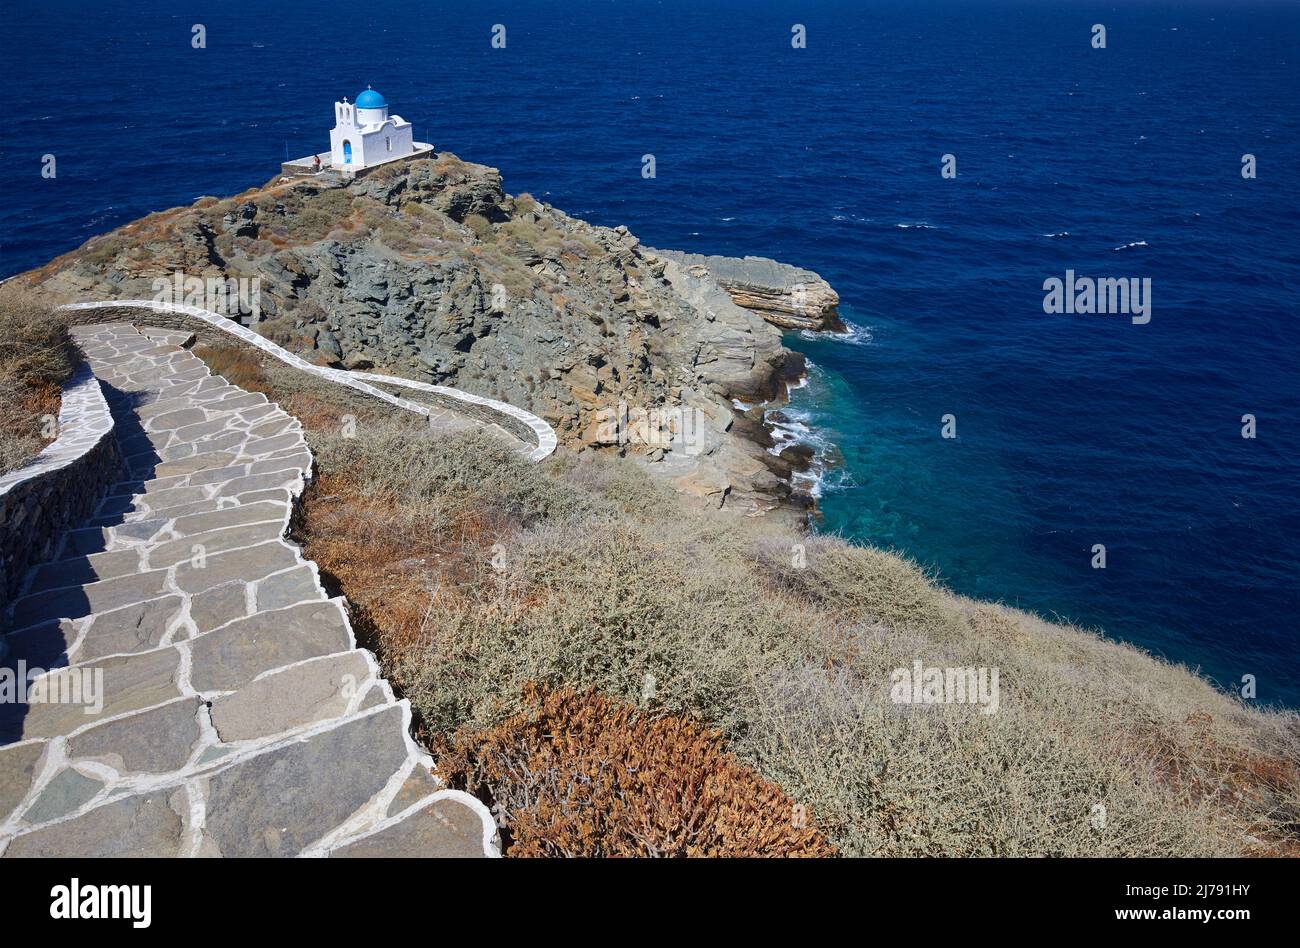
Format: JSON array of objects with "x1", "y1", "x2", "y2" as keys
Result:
[
  {"x1": 280, "y1": 144, "x2": 436, "y2": 180},
  {"x1": 349, "y1": 143, "x2": 436, "y2": 180},
  {"x1": 0, "y1": 365, "x2": 122, "y2": 605},
  {"x1": 280, "y1": 152, "x2": 331, "y2": 177},
  {"x1": 355, "y1": 373, "x2": 559, "y2": 456},
  {"x1": 58, "y1": 300, "x2": 557, "y2": 462}
]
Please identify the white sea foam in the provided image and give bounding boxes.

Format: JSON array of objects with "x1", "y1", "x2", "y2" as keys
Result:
[
  {"x1": 797, "y1": 464, "x2": 857, "y2": 499},
  {"x1": 799, "y1": 320, "x2": 874, "y2": 346},
  {"x1": 763, "y1": 394, "x2": 848, "y2": 499},
  {"x1": 1113, "y1": 240, "x2": 1149, "y2": 250}
]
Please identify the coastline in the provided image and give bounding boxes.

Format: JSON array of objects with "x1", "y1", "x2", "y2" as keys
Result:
[
  {"x1": 647, "y1": 248, "x2": 846, "y2": 333},
  {"x1": 10, "y1": 157, "x2": 839, "y2": 528},
  {"x1": 11, "y1": 160, "x2": 1291, "y2": 710},
  {"x1": 641, "y1": 249, "x2": 852, "y2": 510}
]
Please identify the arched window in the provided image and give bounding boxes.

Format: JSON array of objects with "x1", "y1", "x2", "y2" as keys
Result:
[
  {"x1": 386, "y1": 136, "x2": 391, "y2": 152},
  {"x1": 342, "y1": 140, "x2": 353, "y2": 164}
]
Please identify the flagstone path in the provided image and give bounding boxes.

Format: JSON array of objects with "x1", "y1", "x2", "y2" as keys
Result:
[{"x1": 0, "y1": 323, "x2": 498, "y2": 857}]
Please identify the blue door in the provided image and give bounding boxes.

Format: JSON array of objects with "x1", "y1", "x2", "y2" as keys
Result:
[{"x1": 342, "y1": 140, "x2": 353, "y2": 164}]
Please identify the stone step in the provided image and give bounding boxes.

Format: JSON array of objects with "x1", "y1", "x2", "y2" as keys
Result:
[
  {"x1": 108, "y1": 448, "x2": 308, "y2": 499},
  {"x1": 1, "y1": 704, "x2": 457, "y2": 858},
  {"x1": 0, "y1": 322, "x2": 496, "y2": 858},
  {"x1": 27, "y1": 520, "x2": 291, "y2": 596}
]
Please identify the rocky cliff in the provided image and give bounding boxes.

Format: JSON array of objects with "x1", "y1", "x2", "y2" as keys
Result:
[
  {"x1": 649, "y1": 249, "x2": 844, "y2": 333},
  {"x1": 17, "y1": 154, "x2": 825, "y2": 519}
]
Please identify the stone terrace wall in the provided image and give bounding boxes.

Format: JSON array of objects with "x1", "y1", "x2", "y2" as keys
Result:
[
  {"x1": 0, "y1": 365, "x2": 123, "y2": 603},
  {"x1": 280, "y1": 152, "x2": 331, "y2": 177}
]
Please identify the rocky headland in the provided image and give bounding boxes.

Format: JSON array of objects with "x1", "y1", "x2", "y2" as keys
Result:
[
  {"x1": 16, "y1": 153, "x2": 832, "y2": 521},
  {"x1": 649, "y1": 249, "x2": 844, "y2": 333}
]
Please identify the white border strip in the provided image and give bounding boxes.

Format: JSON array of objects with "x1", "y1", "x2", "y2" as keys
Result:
[
  {"x1": 353, "y1": 372, "x2": 558, "y2": 460},
  {"x1": 58, "y1": 301, "x2": 557, "y2": 462},
  {"x1": 0, "y1": 362, "x2": 114, "y2": 499}
]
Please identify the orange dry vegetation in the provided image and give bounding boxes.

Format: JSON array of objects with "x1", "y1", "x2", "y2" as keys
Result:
[
  {"x1": 293, "y1": 465, "x2": 515, "y2": 651},
  {"x1": 1142, "y1": 711, "x2": 1300, "y2": 857},
  {"x1": 9, "y1": 381, "x2": 59, "y2": 428},
  {"x1": 296, "y1": 479, "x2": 835, "y2": 859},
  {"x1": 434, "y1": 682, "x2": 836, "y2": 858},
  {"x1": 0, "y1": 381, "x2": 60, "y2": 463},
  {"x1": 294, "y1": 474, "x2": 450, "y2": 647}
]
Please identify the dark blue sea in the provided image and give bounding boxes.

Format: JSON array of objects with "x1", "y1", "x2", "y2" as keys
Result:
[{"x1": 3, "y1": 0, "x2": 1297, "y2": 704}]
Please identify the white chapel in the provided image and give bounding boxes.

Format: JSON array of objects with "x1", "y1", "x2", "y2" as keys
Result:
[
  {"x1": 329, "y1": 86, "x2": 417, "y2": 170},
  {"x1": 281, "y1": 86, "x2": 433, "y2": 177}
]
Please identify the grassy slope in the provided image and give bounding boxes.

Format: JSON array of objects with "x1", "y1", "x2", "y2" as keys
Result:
[
  {"x1": 188, "y1": 340, "x2": 1297, "y2": 859},
  {"x1": 307, "y1": 428, "x2": 1299, "y2": 856},
  {"x1": 203, "y1": 330, "x2": 1295, "y2": 857},
  {"x1": 0, "y1": 287, "x2": 80, "y2": 475}
]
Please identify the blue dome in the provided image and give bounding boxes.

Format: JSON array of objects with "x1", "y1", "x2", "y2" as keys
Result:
[{"x1": 355, "y1": 89, "x2": 387, "y2": 109}]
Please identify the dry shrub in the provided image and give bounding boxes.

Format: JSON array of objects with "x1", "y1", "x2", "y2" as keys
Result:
[
  {"x1": 389, "y1": 514, "x2": 802, "y2": 742},
  {"x1": 282, "y1": 187, "x2": 357, "y2": 243},
  {"x1": 287, "y1": 402, "x2": 1300, "y2": 858},
  {"x1": 295, "y1": 425, "x2": 596, "y2": 663},
  {"x1": 257, "y1": 313, "x2": 315, "y2": 350},
  {"x1": 735, "y1": 650, "x2": 1239, "y2": 857},
  {"x1": 0, "y1": 288, "x2": 79, "y2": 474},
  {"x1": 311, "y1": 425, "x2": 596, "y2": 526},
  {"x1": 463, "y1": 213, "x2": 494, "y2": 242},
  {"x1": 965, "y1": 603, "x2": 1029, "y2": 646},
  {"x1": 296, "y1": 475, "x2": 457, "y2": 655},
  {"x1": 756, "y1": 532, "x2": 964, "y2": 639},
  {"x1": 434, "y1": 682, "x2": 834, "y2": 857},
  {"x1": 558, "y1": 449, "x2": 679, "y2": 517},
  {"x1": 1123, "y1": 708, "x2": 1300, "y2": 856},
  {"x1": 379, "y1": 217, "x2": 430, "y2": 254},
  {"x1": 0, "y1": 381, "x2": 60, "y2": 475},
  {"x1": 192, "y1": 343, "x2": 273, "y2": 395},
  {"x1": 733, "y1": 606, "x2": 1300, "y2": 857},
  {"x1": 0, "y1": 288, "x2": 77, "y2": 390}
]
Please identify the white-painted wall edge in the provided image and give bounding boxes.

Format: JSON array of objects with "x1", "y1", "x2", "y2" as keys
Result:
[
  {"x1": 0, "y1": 362, "x2": 114, "y2": 499},
  {"x1": 58, "y1": 301, "x2": 558, "y2": 462},
  {"x1": 351, "y1": 371, "x2": 559, "y2": 461}
]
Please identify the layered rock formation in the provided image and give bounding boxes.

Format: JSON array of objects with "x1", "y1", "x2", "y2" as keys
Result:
[
  {"x1": 17, "y1": 154, "x2": 831, "y2": 519},
  {"x1": 649, "y1": 249, "x2": 844, "y2": 333}
]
